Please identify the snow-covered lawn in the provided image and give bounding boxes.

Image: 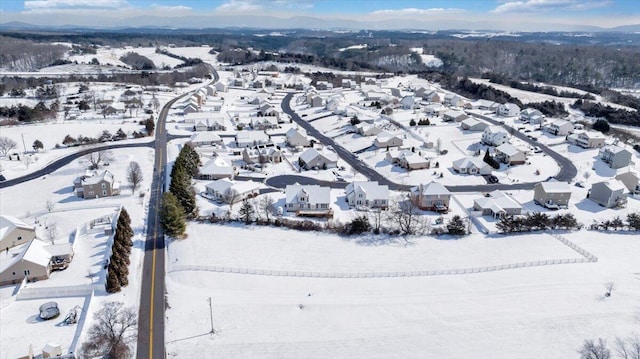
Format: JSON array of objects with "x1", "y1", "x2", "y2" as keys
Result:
[{"x1": 165, "y1": 225, "x2": 640, "y2": 359}]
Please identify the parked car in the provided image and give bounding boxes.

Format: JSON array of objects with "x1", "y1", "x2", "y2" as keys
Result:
[
  {"x1": 39, "y1": 302, "x2": 60, "y2": 320},
  {"x1": 487, "y1": 175, "x2": 499, "y2": 184}
]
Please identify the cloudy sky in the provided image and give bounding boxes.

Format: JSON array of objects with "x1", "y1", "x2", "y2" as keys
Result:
[{"x1": 0, "y1": 0, "x2": 638, "y2": 30}]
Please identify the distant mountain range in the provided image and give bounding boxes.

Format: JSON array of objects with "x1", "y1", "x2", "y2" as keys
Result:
[{"x1": 1, "y1": 16, "x2": 639, "y2": 33}]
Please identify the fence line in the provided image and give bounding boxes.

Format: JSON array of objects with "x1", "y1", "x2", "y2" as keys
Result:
[
  {"x1": 547, "y1": 231, "x2": 598, "y2": 262},
  {"x1": 16, "y1": 282, "x2": 101, "y2": 301},
  {"x1": 169, "y1": 256, "x2": 592, "y2": 279}
]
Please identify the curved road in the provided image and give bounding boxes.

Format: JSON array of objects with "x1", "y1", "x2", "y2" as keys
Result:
[
  {"x1": 280, "y1": 93, "x2": 577, "y2": 192},
  {"x1": 0, "y1": 141, "x2": 154, "y2": 189}
]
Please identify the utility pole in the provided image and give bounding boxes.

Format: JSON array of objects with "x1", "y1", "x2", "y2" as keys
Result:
[
  {"x1": 21, "y1": 133, "x2": 27, "y2": 154},
  {"x1": 207, "y1": 297, "x2": 215, "y2": 334}
]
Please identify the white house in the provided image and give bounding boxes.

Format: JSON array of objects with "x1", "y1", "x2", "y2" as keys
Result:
[
  {"x1": 189, "y1": 132, "x2": 222, "y2": 147},
  {"x1": 199, "y1": 158, "x2": 234, "y2": 180},
  {"x1": 444, "y1": 93, "x2": 464, "y2": 107},
  {"x1": 386, "y1": 150, "x2": 430, "y2": 170},
  {"x1": 473, "y1": 190, "x2": 523, "y2": 218},
  {"x1": 460, "y1": 117, "x2": 488, "y2": 131},
  {"x1": 235, "y1": 131, "x2": 271, "y2": 148},
  {"x1": 298, "y1": 148, "x2": 338, "y2": 170},
  {"x1": 425, "y1": 104, "x2": 444, "y2": 116},
  {"x1": 286, "y1": 127, "x2": 311, "y2": 147},
  {"x1": 355, "y1": 123, "x2": 382, "y2": 137},
  {"x1": 242, "y1": 145, "x2": 283, "y2": 164},
  {"x1": 497, "y1": 103, "x2": 521, "y2": 117},
  {"x1": 0, "y1": 215, "x2": 36, "y2": 251},
  {"x1": 481, "y1": 126, "x2": 509, "y2": 146},
  {"x1": 452, "y1": 157, "x2": 492, "y2": 175},
  {"x1": 569, "y1": 131, "x2": 607, "y2": 149},
  {"x1": 495, "y1": 143, "x2": 526, "y2": 165},
  {"x1": 205, "y1": 179, "x2": 261, "y2": 203},
  {"x1": 520, "y1": 108, "x2": 544, "y2": 124},
  {"x1": 285, "y1": 184, "x2": 332, "y2": 216},
  {"x1": 345, "y1": 181, "x2": 389, "y2": 209},
  {"x1": 546, "y1": 119, "x2": 574, "y2": 136},
  {"x1": 442, "y1": 110, "x2": 469, "y2": 122},
  {"x1": 374, "y1": 132, "x2": 403, "y2": 148}
]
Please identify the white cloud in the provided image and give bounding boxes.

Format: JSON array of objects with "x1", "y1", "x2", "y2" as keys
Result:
[
  {"x1": 150, "y1": 3, "x2": 192, "y2": 12},
  {"x1": 492, "y1": 0, "x2": 611, "y2": 14},
  {"x1": 215, "y1": 0, "x2": 314, "y2": 13},
  {"x1": 370, "y1": 8, "x2": 466, "y2": 17},
  {"x1": 24, "y1": 0, "x2": 129, "y2": 11}
]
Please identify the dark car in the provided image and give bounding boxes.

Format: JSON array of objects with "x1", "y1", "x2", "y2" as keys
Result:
[{"x1": 487, "y1": 175, "x2": 499, "y2": 184}]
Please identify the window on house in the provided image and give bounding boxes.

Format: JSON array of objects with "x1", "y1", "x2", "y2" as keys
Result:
[
  {"x1": 24, "y1": 270, "x2": 30, "y2": 276},
  {"x1": 17, "y1": 236, "x2": 22, "y2": 240},
  {"x1": 103, "y1": 190, "x2": 107, "y2": 196},
  {"x1": 101, "y1": 183, "x2": 106, "y2": 189},
  {"x1": 88, "y1": 191, "x2": 94, "y2": 196}
]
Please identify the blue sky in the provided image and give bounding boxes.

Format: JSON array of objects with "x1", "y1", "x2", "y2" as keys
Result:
[{"x1": 0, "y1": 0, "x2": 638, "y2": 30}]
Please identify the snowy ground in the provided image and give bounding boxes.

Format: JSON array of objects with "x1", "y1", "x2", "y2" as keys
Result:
[{"x1": 165, "y1": 226, "x2": 640, "y2": 359}]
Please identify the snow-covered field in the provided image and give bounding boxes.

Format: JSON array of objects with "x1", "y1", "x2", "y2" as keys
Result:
[{"x1": 165, "y1": 225, "x2": 640, "y2": 359}]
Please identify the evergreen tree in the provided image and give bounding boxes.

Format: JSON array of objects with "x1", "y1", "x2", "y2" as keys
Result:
[
  {"x1": 160, "y1": 193, "x2": 186, "y2": 237},
  {"x1": 238, "y1": 199, "x2": 255, "y2": 224},
  {"x1": 106, "y1": 269, "x2": 121, "y2": 293},
  {"x1": 447, "y1": 215, "x2": 467, "y2": 235}
]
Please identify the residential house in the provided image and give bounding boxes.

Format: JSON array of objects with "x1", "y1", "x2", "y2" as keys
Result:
[
  {"x1": 473, "y1": 190, "x2": 523, "y2": 218},
  {"x1": 423, "y1": 91, "x2": 441, "y2": 103},
  {"x1": 570, "y1": 131, "x2": 607, "y2": 149},
  {"x1": 214, "y1": 82, "x2": 228, "y2": 92},
  {"x1": 194, "y1": 119, "x2": 210, "y2": 132},
  {"x1": 286, "y1": 128, "x2": 311, "y2": 147},
  {"x1": 474, "y1": 99, "x2": 500, "y2": 112},
  {"x1": 442, "y1": 110, "x2": 469, "y2": 122},
  {"x1": 374, "y1": 132, "x2": 403, "y2": 148},
  {"x1": 242, "y1": 145, "x2": 283, "y2": 164},
  {"x1": 250, "y1": 116, "x2": 279, "y2": 130},
  {"x1": 497, "y1": 103, "x2": 521, "y2": 117},
  {"x1": 205, "y1": 84, "x2": 217, "y2": 96},
  {"x1": 444, "y1": 93, "x2": 464, "y2": 107},
  {"x1": 495, "y1": 143, "x2": 526, "y2": 165},
  {"x1": 355, "y1": 123, "x2": 382, "y2": 137},
  {"x1": 520, "y1": 108, "x2": 544, "y2": 124},
  {"x1": 481, "y1": 126, "x2": 509, "y2": 146},
  {"x1": 589, "y1": 179, "x2": 627, "y2": 208},
  {"x1": 615, "y1": 172, "x2": 640, "y2": 194},
  {"x1": 0, "y1": 239, "x2": 52, "y2": 285},
  {"x1": 460, "y1": 118, "x2": 488, "y2": 131},
  {"x1": 298, "y1": 148, "x2": 338, "y2": 170},
  {"x1": 235, "y1": 131, "x2": 271, "y2": 148},
  {"x1": 386, "y1": 150, "x2": 430, "y2": 170},
  {"x1": 411, "y1": 181, "x2": 451, "y2": 212},
  {"x1": 75, "y1": 170, "x2": 120, "y2": 199},
  {"x1": 285, "y1": 184, "x2": 332, "y2": 216},
  {"x1": 198, "y1": 158, "x2": 234, "y2": 180},
  {"x1": 309, "y1": 95, "x2": 323, "y2": 108},
  {"x1": 345, "y1": 181, "x2": 389, "y2": 209},
  {"x1": 546, "y1": 119, "x2": 574, "y2": 136},
  {"x1": 342, "y1": 79, "x2": 353, "y2": 89},
  {"x1": 599, "y1": 145, "x2": 632, "y2": 169},
  {"x1": 189, "y1": 132, "x2": 223, "y2": 147},
  {"x1": 452, "y1": 157, "x2": 492, "y2": 175},
  {"x1": 425, "y1": 104, "x2": 444, "y2": 116},
  {"x1": 0, "y1": 215, "x2": 36, "y2": 251},
  {"x1": 205, "y1": 179, "x2": 261, "y2": 203},
  {"x1": 183, "y1": 101, "x2": 199, "y2": 114},
  {"x1": 399, "y1": 96, "x2": 415, "y2": 110},
  {"x1": 533, "y1": 181, "x2": 572, "y2": 208}
]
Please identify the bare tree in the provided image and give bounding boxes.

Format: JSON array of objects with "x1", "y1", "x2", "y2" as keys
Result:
[
  {"x1": 45, "y1": 222, "x2": 58, "y2": 244},
  {"x1": 85, "y1": 149, "x2": 114, "y2": 170},
  {"x1": 604, "y1": 281, "x2": 616, "y2": 297},
  {"x1": 126, "y1": 161, "x2": 143, "y2": 193},
  {"x1": 368, "y1": 208, "x2": 384, "y2": 234},
  {"x1": 222, "y1": 188, "x2": 241, "y2": 210},
  {"x1": 385, "y1": 194, "x2": 427, "y2": 236},
  {"x1": 80, "y1": 301, "x2": 137, "y2": 359},
  {"x1": 0, "y1": 136, "x2": 17, "y2": 157},
  {"x1": 258, "y1": 195, "x2": 275, "y2": 223},
  {"x1": 615, "y1": 334, "x2": 640, "y2": 359},
  {"x1": 578, "y1": 338, "x2": 611, "y2": 359},
  {"x1": 45, "y1": 199, "x2": 55, "y2": 213}
]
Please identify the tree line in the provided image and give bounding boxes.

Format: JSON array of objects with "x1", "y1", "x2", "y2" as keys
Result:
[
  {"x1": 160, "y1": 144, "x2": 200, "y2": 237},
  {"x1": 106, "y1": 208, "x2": 134, "y2": 293}
]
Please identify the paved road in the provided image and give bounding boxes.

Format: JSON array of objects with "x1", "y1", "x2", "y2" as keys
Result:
[
  {"x1": 137, "y1": 65, "x2": 219, "y2": 359},
  {"x1": 0, "y1": 141, "x2": 154, "y2": 189},
  {"x1": 280, "y1": 93, "x2": 578, "y2": 193}
]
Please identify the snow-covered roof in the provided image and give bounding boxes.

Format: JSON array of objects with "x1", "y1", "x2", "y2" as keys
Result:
[
  {"x1": 200, "y1": 158, "x2": 233, "y2": 176},
  {"x1": 285, "y1": 184, "x2": 331, "y2": 204},
  {"x1": 235, "y1": 131, "x2": 269, "y2": 144},
  {"x1": 484, "y1": 125, "x2": 507, "y2": 134},
  {"x1": 593, "y1": 179, "x2": 626, "y2": 193},
  {"x1": 206, "y1": 179, "x2": 261, "y2": 195},
  {"x1": 496, "y1": 143, "x2": 522, "y2": 157},
  {"x1": 190, "y1": 132, "x2": 221, "y2": 143},
  {"x1": 601, "y1": 144, "x2": 628, "y2": 154},
  {"x1": 345, "y1": 181, "x2": 389, "y2": 200},
  {"x1": 82, "y1": 170, "x2": 114, "y2": 186},
  {"x1": 537, "y1": 181, "x2": 571, "y2": 193},
  {"x1": 579, "y1": 131, "x2": 607, "y2": 140},
  {"x1": 474, "y1": 190, "x2": 522, "y2": 212},
  {"x1": 452, "y1": 157, "x2": 489, "y2": 170},
  {"x1": 0, "y1": 239, "x2": 51, "y2": 275},
  {"x1": 443, "y1": 109, "x2": 466, "y2": 118},
  {"x1": 0, "y1": 215, "x2": 34, "y2": 241},
  {"x1": 299, "y1": 148, "x2": 337, "y2": 163},
  {"x1": 412, "y1": 181, "x2": 451, "y2": 196}
]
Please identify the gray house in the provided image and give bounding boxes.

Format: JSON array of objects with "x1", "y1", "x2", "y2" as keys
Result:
[
  {"x1": 615, "y1": 172, "x2": 640, "y2": 194},
  {"x1": 411, "y1": 181, "x2": 451, "y2": 212},
  {"x1": 533, "y1": 182, "x2": 571, "y2": 209},
  {"x1": 298, "y1": 148, "x2": 338, "y2": 170},
  {"x1": 599, "y1": 145, "x2": 632, "y2": 169},
  {"x1": 589, "y1": 179, "x2": 627, "y2": 208}
]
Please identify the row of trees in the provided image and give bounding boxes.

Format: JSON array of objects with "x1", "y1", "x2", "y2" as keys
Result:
[
  {"x1": 572, "y1": 99, "x2": 640, "y2": 127},
  {"x1": 496, "y1": 212, "x2": 579, "y2": 233},
  {"x1": 485, "y1": 72, "x2": 595, "y2": 99},
  {"x1": 590, "y1": 213, "x2": 640, "y2": 231},
  {"x1": 61, "y1": 128, "x2": 131, "y2": 147},
  {"x1": 106, "y1": 208, "x2": 134, "y2": 293},
  {"x1": 160, "y1": 144, "x2": 200, "y2": 237},
  {"x1": 0, "y1": 101, "x2": 58, "y2": 122},
  {"x1": 578, "y1": 335, "x2": 640, "y2": 359}
]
